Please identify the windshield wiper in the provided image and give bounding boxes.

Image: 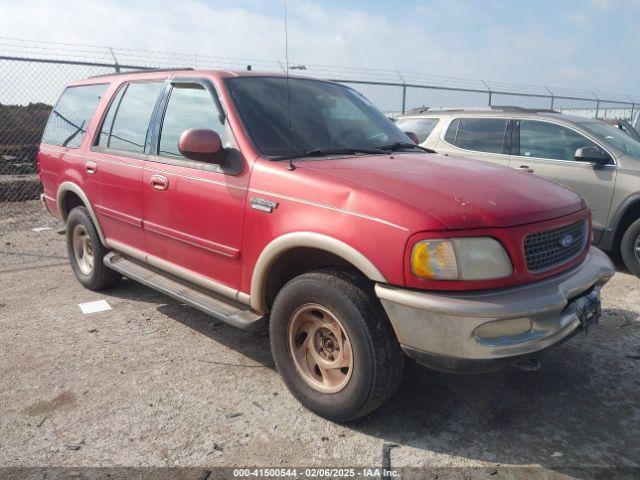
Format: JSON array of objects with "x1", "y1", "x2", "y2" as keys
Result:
[
  {"x1": 272, "y1": 147, "x2": 386, "y2": 161},
  {"x1": 375, "y1": 142, "x2": 436, "y2": 153}
]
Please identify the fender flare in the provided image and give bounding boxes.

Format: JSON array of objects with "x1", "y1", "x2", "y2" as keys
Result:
[
  {"x1": 250, "y1": 232, "x2": 386, "y2": 312},
  {"x1": 56, "y1": 182, "x2": 107, "y2": 245},
  {"x1": 600, "y1": 193, "x2": 640, "y2": 250}
]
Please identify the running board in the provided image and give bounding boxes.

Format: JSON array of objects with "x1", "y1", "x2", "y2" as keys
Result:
[{"x1": 104, "y1": 252, "x2": 265, "y2": 331}]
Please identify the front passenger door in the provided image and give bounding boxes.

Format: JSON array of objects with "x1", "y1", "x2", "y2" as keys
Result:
[
  {"x1": 142, "y1": 78, "x2": 249, "y2": 293},
  {"x1": 511, "y1": 119, "x2": 616, "y2": 235}
]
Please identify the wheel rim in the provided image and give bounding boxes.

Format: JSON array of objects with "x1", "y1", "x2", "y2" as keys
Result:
[
  {"x1": 287, "y1": 304, "x2": 354, "y2": 394},
  {"x1": 635, "y1": 233, "x2": 640, "y2": 264},
  {"x1": 72, "y1": 224, "x2": 94, "y2": 275}
]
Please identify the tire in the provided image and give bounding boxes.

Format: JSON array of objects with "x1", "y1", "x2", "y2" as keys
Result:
[
  {"x1": 269, "y1": 268, "x2": 404, "y2": 422},
  {"x1": 621, "y1": 217, "x2": 640, "y2": 276},
  {"x1": 66, "y1": 206, "x2": 121, "y2": 291}
]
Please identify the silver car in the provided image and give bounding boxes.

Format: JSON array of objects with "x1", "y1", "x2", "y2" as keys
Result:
[{"x1": 395, "y1": 107, "x2": 640, "y2": 276}]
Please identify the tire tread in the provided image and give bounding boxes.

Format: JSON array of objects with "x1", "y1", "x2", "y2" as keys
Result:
[
  {"x1": 270, "y1": 267, "x2": 404, "y2": 421},
  {"x1": 66, "y1": 206, "x2": 120, "y2": 291}
]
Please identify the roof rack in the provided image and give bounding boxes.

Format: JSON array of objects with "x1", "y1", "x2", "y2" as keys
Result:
[
  {"x1": 407, "y1": 106, "x2": 477, "y2": 114},
  {"x1": 406, "y1": 106, "x2": 431, "y2": 114},
  {"x1": 491, "y1": 105, "x2": 560, "y2": 113},
  {"x1": 89, "y1": 67, "x2": 194, "y2": 79},
  {"x1": 403, "y1": 106, "x2": 561, "y2": 115}
]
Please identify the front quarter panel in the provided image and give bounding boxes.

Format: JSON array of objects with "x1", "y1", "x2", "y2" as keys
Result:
[
  {"x1": 611, "y1": 156, "x2": 640, "y2": 210},
  {"x1": 240, "y1": 159, "x2": 431, "y2": 301},
  {"x1": 600, "y1": 158, "x2": 640, "y2": 248}
]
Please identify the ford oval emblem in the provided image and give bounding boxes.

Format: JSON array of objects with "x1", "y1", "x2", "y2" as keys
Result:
[{"x1": 559, "y1": 234, "x2": 575, "y2": 248}]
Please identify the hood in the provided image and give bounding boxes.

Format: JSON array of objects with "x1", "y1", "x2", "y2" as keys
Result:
[{"x1": 299, "y1": 153, "x2": 585, "y2": 230}]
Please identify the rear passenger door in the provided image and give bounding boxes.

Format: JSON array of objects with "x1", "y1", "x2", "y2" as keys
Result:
[
  {"x1": 142, "y1": 78, "x2": 248, "y2": 292},
  {"x1": 90, "y1": 80, "x2": 165, "y2": 252},
  {"x1": 438, "y1": 117, "x2": 512, "y2": 167},
  {"x1": 512, "y1": 119, "x2": 616, "y2": 233}
]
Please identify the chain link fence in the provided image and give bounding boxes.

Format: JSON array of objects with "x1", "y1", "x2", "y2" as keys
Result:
[{"x1": 1, "y1": 36, "x2": 639, "y2": 204}]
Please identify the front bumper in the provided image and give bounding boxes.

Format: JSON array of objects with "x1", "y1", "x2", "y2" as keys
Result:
[{"x1": 376, "y1": 247, "x2": 615, "y2": 373}]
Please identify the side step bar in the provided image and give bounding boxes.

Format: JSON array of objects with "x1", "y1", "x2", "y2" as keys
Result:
[{"x1": 104, "y1": 252, "x2": 266, "y2": 331}]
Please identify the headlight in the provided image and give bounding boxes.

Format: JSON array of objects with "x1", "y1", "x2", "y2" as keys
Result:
[{"x1": 411, "y1": 237, "x2": 512, "y2": 281}]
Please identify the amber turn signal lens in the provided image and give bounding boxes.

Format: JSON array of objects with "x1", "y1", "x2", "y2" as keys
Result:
[
  {"x1": 411, "y1": 237, "x2": 512, "y2": 281},
  {"x1": 411, "y1": 240, "x2": 459, "y2": 280}
]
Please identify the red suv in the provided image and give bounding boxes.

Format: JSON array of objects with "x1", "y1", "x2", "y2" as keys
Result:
[{"x1": 38, "y1": 69, "x2": 614, "y2": 421}]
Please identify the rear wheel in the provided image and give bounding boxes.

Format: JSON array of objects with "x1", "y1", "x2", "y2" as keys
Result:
[
  {"x1": 66, "y1": 207, "x2": 121, "y2": 290},
  {"x1": 621, "y1": 218, "x2": 640, "y2": 276},
  {"x1": 269, "y1": 268, "x2": 404, "y2": 422}
]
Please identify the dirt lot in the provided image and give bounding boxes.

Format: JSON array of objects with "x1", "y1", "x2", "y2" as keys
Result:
[{"x1": 1, "y1": 201, "x2": 639, "y2": 477}]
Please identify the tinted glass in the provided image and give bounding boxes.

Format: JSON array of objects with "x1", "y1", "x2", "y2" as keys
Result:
[
  {"x1": 519, "y1": 120, "x2": 598, "y2": 161},
  {"x1": 444, "y1": 118, "x2": 459, "y2": 144},
  {"x1": 451, "y1": 118, "x2": 509, "y2": 153},
  {"x1": 42, "y1": 84, "x2": 107, "y2": 148},
  {"x1": 98, "y1": 82, "x2": 163, "y2": 153},
  {"x1": 226, "y1": 77, "x2": 410, "y2": 158},
  {"x1": 581, "y1": 121, "x2": 640, "y2": 159},
  {"x1": 97, "y1": 86, "x2": 125, "y2": 147},
  {"x1": 394, "y1": 118, "x2": 439, "y2": 143},
  {"x1": 159, "y1": 86, "x2": 223, "y2": 157}
]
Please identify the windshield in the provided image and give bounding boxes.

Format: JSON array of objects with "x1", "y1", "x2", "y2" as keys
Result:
[
  {"x1": 226, "y1": 77, "x2": 412, "y2": 158},
  {"x1": 581, "y1": 121, "x2": 640, "y2": 159}
]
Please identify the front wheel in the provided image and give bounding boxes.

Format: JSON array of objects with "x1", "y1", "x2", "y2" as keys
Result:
[
  {"x1": 269, "y1": 268, "x2": 404, "y2": 422},
  {"x1": 621, "y1": 218, "x2": 640, "y2": 276}
]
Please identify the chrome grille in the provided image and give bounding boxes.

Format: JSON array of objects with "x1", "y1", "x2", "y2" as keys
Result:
[{"x1": 524, "y1": 219, "x2": 588, "y2": 273}]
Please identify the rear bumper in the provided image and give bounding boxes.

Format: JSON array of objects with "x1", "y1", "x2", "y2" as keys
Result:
[{"x1": 376, "y1": 247, "x2": 615, "y2": 373}]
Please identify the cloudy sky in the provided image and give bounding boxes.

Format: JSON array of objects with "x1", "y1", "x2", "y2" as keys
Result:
[{"x1": 0, "y1": 0, "x2": 638, "y2": 95}]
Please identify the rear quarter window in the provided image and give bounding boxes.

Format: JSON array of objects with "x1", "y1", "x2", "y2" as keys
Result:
[
  {"x1": 41, "y1": 84, "x2": 108, "y2": 148},
  {"x1": 394, "y1": 118, "x2": 439, "y2": 143}
]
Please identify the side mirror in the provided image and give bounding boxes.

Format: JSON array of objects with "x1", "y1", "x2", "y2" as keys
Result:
[
  {"x1": 574, "y1": 147, "x2": 610, "y2": 165},
  {"x1": 404, "y1": 131, "x2": 419, "y2": 145},
  {"x1": 179, "y1": 128, "x2": 224, "y2": 163}
]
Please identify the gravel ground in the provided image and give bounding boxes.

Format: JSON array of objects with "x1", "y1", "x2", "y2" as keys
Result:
[{"x1": 1, "y1": 201, "x2": 639, "y2": 478}]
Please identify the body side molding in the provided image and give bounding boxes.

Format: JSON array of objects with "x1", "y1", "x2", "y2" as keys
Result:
[{"x1": 250, "y1": 232, "x2": 387, "y2": 312}]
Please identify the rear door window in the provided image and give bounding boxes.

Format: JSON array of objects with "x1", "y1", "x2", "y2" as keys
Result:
[
  {"x1": 97, "y1": 81, "x2": 164, "y2": 154},
  {"x1": 518, "y1": 120, "x2": 599, "y2": 161},
  {"x1": 41, "y1": 84, "x2": 108, "y2": 148},
  {"x1": 445, "y1": 118, "x2": 510, "y2": 154},
  {"x1": 394, "y1": 118, "x2": 439, "y2": 143}
]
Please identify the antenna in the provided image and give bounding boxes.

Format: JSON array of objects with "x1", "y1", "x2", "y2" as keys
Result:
[{"x1": 283, "y1": 0, "x2": 295, "y2": 171}]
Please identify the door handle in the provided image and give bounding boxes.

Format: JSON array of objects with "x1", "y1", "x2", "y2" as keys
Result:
[
  {"x1": 518, "y1": 165, "x2": 534, "y2": 173},
  {"x1": 85, "y1": 162, "x2": 97, "y2": 174},
  {"x1": 150, "y1": 174, "x2": 169, "y2": 191}
]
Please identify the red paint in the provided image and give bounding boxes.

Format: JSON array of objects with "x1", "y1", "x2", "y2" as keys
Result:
[
  {"x1": 178, "y1": 128, "x2": 223, "y2": 159},
  {"x1": 38, "y1": 70, "x2": 590, "y2": 297}
]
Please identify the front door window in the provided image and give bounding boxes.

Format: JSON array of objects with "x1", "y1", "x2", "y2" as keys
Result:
[{"x1": 518, "y1": 120, "x2": 599, "y2": 161}]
